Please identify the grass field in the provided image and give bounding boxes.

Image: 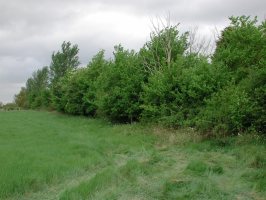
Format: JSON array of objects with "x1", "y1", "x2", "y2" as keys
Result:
[{"x1": 0, "y1": 111, "x2": 265, "y2": 200}]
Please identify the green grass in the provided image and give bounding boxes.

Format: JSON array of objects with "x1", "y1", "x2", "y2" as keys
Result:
[{"x1": 0, "y1": 111, "x2": 265, "y2": 200}]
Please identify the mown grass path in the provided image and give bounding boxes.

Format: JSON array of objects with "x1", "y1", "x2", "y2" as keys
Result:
[{"x1": 0, "y1": 111, "x2": 265, "y2": 199}]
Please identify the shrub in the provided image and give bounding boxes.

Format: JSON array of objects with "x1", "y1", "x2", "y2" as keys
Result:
[
  {"x1": 241, "y1": 67, "x2": 266, "y2": 133},
  {"x1": 196, "y1": 85, "x2": 254, "y2": 135},
  {"x1": 141, "y1": 55, "x2": 229, "y2": 127},
  {"x1": 213, "y1": 16, "x2": 266, "y2": 68},
  {"x1": 63, "y1": 51, "x2": 107, "y2": 116},
  {"x1": 213, "y1": 16, "x2": 266, "y2": 81},
  {"x1": 95, "y1": 45, "x2": 144, "y2": 122}
]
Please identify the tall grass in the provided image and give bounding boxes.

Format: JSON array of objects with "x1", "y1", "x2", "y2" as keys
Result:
[{"x1": 0, "y1": 111, "x2": 265, "y2": 199}]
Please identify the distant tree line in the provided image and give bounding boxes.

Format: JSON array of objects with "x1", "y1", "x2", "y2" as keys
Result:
[
  {"x1": 14, "y1": 16, "x2": 266, "y2": 136},
  {"x1": 0, "y1": 102, "x2": 19, "y2": 111}
]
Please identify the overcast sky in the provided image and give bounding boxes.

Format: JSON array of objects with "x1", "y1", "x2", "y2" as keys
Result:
[{"x1": 0, "y1": 0, "x2": 265, "y2": 103}]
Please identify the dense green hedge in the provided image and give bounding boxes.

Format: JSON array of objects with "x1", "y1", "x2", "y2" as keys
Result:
[{"x1": 15, "y1": 16, "x2": 266, "y2": 135}]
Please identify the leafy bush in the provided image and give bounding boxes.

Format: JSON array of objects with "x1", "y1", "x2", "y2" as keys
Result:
[
  {"x1": 50, "y1": 76, "x2": 69, "y2": 112},
  {"x1": 139, "y1": 25, "x2": 188, "y2": 72},
  {"x1": 196, "y1": 85, "x2": 254, "y2": 135},
  {"x1": 195, "y1": 16, "x2": 266, "y2": 135},
  {"x1": 241, "y1": 67, "x2": 266, "y2": 133},
  {"x1": 213, "y1": 16, "x2": 266, "y2": 81},
  {"x1": 63, "y1": 51, "x2": 107, "y2": 116},
  {"x1": 95, "y1": 45, "x2": 144, "y2": 122},
  {"x1": 141, "y1": 55, "x2": 229, "y2": 127},
  {"x1": 63, "y1": 69, "x2": 91, "y2": 115},
  {"x1": 214, "y1": 16, "x2": 265, "y2": 67}
]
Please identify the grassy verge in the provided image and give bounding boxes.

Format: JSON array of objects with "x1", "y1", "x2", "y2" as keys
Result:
[{"x1": 0, "y1": 111, "x2": 265, "y2": 199}]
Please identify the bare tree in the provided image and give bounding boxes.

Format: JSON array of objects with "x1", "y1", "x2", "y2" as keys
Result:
[
  {"x1": 187, "y1": 26, "x2": 215, "y2": 57},
  {"x1": 141, "y1": 14, "x2": 188, "y2": 73},
  {"x1": 150, "y1": 14, "x2": 182, "y2": 68}
]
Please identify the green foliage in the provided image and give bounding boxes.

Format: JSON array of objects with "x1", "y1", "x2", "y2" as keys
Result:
[
  {"x1": 25, "y1": 66, "x2": 51, "y2": 109},
  {"x1": 62, "y1": 69, "x2": 92, "y2": 115},
  {"x1": 15, "y1": 16, "x2": 265, "y2": 135},
  {"x1": 241, "y1": 67, "x2": 266, "y2": 133},
  {"x1": 1, "y1": 103, "x2": 19, "y2": 111},
  {"x1": 213, "y1": 16, "x2": 266, "y2": 79},
  {"x1": 141, "y1": 55, "x2": 229, "y2": 127},
  {"x1": 49, "y1": 41, "x2": 80, "y2": 84},
  {"x1": 50, "y1": 41, "x2": 80, "y2": 111},
  {"x1": 14, "y1": 87, "x2": 27, "y2": 108},
  {"x1": 50, "y1": 75, "x2": 69, "y2": 112},
  {"x1": 63, "y1": 51, "x2": 108, "y2": 116},
  {"x1": 200, "y1": 16, "x2": 266, "y2": 134},
  {"x1": 140, "y1": 24, "x2": 188, "y2": 72},
  {"x1": 96, "y1": 45, "x2": 144, "y2": 122},
  {"x1": 196, "y1": 85, "x2": 254, "y2": 135}
]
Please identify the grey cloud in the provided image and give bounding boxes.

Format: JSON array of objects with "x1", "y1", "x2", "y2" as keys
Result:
[
  {"x1": 0, "y1": 83, "x2": 24, "y2": 103},
  {"x1": 96, "y1": 0, "x2": 265, "y2": 23},
  {"x1": 0, "y1": 56, "x2": 41, "y2": 83},
  {"x1": 0, "y1": 0, "x2": 265, "y2": 103}
]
